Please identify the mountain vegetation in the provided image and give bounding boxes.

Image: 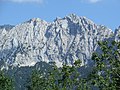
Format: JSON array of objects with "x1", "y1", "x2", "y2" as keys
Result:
[
  {"x1": 0, "y1": 71, "x2": 14, "y2": 90},
  {"x1": 26, "y1": 41, "x2": 120, "y2": 90}
]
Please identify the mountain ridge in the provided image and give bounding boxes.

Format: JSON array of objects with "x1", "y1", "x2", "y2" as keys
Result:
[{"x1": 0, "y1": 14, "x2": 119, "y2": 69}]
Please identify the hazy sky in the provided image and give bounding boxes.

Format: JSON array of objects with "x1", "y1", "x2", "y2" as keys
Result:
[{"x1": 0, "y1": 0, "x2": 120, "y2": 30}]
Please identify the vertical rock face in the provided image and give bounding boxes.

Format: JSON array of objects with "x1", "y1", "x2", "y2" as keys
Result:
[
  {"x1": 0, "y1": 14, "x2": 114, "y2": 68},
  {"x1": 114, "y1": 26, "x2": 120, "y2": 41}
]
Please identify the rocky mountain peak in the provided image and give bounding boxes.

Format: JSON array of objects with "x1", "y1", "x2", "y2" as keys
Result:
[
  {"x1": 0, "y1": 24, "x2": 14, "y2": 31},
  {"x1": 0, "y1": 14, "x2": 118, "y2": 68},
  {"x1": 114, "y1": 26, "x2": 120, "y2": 41},
  {"x1": 28, "y1": 18, "x2": 46, "y2": 23}
]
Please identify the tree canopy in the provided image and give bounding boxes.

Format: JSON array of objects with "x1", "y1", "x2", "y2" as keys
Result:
[
  {"x1": 0, "y1": 71, "x2": 14, "y2": 90},
  {"x1": 89, "y1": 41, "x2": 120, "y2": 90}
]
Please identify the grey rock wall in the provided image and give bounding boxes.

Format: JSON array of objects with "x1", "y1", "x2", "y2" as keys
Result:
[{"x1": 0, "y1": 14, "x2": 116, "y2": 68}]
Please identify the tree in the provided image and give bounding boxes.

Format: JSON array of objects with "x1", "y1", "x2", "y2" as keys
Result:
[
  {"x1": 89, "y1": 41, "x2": 120, "y2": 90},
  {"x1": 0, "y1": 71, "x2": 14, "y2": 90},
  {"x1": 26, "y1": 60, "x2": 89, "y2": 90},
  {"x1": 26, "y1": 70, "x2": 48, "y2": 90}
]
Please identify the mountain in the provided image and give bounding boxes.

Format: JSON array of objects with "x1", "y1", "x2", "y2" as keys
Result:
[
  {"x1": 114, "y1": 26, "x2": 120, "y2": 41},
  {"x1": 1, "y1": 14, "x2": 120, "y2": 90},
  {"x1": 0, "y1": 14, "x2": 116, "y2": 69}
]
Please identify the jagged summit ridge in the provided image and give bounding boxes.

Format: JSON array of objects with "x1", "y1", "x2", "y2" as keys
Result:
[{"x1": 0, "y1": 14, "x2": 117, "y2": 68}]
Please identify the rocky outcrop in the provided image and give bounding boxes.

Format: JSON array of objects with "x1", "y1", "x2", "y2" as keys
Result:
[
  {"x1": 0, "y1": 14, "x2": 115, "y2": 68},
  {"x1": 114, "y1": 26, "x2": 120, "y2": 41}
]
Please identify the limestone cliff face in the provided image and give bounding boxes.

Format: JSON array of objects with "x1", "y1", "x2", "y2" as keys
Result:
[
  {"x1": 114, "y1": 26, "x2": 120, "y2": 41},
  {"x1": 0, "y1": 14, "x2": 114, "y2": 68}
]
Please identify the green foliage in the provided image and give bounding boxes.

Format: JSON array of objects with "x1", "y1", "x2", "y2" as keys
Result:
[
  {"x1": 26, "y1": 70, "x2": 48, "y2": 90},
  {"x1": 27, "y1": 60, "x2": 89, "y2": 90},
  {"x1": 0, "y1": 71, "x2": 14, "y2": 90},
  {"x1": 89, "y1": 41, "x2": 120, "y2": 90}
]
